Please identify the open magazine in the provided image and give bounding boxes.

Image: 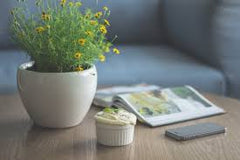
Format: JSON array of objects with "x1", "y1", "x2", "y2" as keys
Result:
[
  {"x1": 94, "y1": 85, "x2": 225, "y2": 127},
  {"x1": 94, "y1": 84, "x2": 160, "y2": 107}
]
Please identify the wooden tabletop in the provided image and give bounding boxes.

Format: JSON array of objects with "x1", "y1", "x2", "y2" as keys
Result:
[{"x1": 0, "y1": 93, "x2": 240, "y2": 160}]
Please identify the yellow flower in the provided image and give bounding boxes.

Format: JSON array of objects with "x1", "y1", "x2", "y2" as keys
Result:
[
  {"x1": 99, "y1": 54, "x2": 106, "y2": 62},
  {"x1": 85, "y1": 14, "x2": 90, "y2": 19},
  {"x1": 41, "y1": 12, "x2": 51, "y2": 21},
  {"x1": 90, "y1": 20, "x2": 97, "y2": 26},
  {"x1": 99, "y1": 25, "x2": 107, "y2": 34},
  {"x1": 75, "y1": 2, "x2": 82, "y2": 7},
  {"x1": 104, "y1": 19, "x2": 110, "y2": 26},
  {"x1": 103, "y1": 6, "x2": 108, "y2": 11},
  {"x1": 104, "y1": 46, "x2": 110, "y2": 53},
  {"x1": 95, "y1": 12, "x2": 103, "y2": 18},
  {"x1": 113, "y1": 48, "x2": 120, "y2": 54},
  {"x1": 68, "y1": 2, "x2": 74, "y2": 7},
  {"x1": 74, "y1": 52, "x2": 82, "y2": 59},
  {"x1": 35, "y1": 27, "x2": 45, "y2": 33},
  {"x1": 75, "y1": 66, "x2": 84, "y2": 71},
  {"x1": 78, "y1": 38, "x2": 86, "y2": 46},
  {"x1": 60, "y1": 0, "x2": 67, "y2": 6},
  {"x1": 85, "y1": 31, "x2": 93, "y2": 37},
  {"x1": 46, "y1": 25, "x2": 51, "y2": 29}
]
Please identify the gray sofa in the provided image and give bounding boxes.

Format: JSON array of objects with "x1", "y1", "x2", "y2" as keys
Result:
[{"x1": 0, "y1": 0, "x2": 240, "y2": 98}]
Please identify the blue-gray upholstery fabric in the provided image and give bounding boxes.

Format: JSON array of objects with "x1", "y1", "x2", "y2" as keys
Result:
[
  {"x1": 0, "y1": 46, "x2": 226, "y2": 95},
  {"x1": 0, "y1": 0, "x2": 164, "y2": 47},
  {"x1": 162, "y1": 0, "x2": 217, "y2": 65},
  {"x1": 83, "y1": 0, "x2": 164, "y2": 44},
  {"x1": 213, "y1": 1, "x2": 240, "y2": 98},
  {"x1": 0, "y1": 1, "x2": 13, "y2": 48},
  {"x1": 96, "y1": 45, "x2": 226, "y2": 95},
  {"x1": 0, "y1": 50, "x2": 29, "y2": 93}
]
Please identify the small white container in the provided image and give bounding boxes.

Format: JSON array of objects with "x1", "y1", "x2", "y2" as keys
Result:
[{"x1": 96, "y1": 122, "x2": 135, "y2": 146}]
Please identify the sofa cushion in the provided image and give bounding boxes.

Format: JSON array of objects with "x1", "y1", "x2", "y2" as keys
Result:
[
  {"x1": 0, "y1": 1, "x2": 13, "y2": 48},
  {"x1": 0, "y1": 50, "x2": 29, "y2": 93},
  {"x1": 96, "y1": 45, "x2": 226, "y2": 95},
  {"x1": 163, "y1": 0, "x2": 217, "y2": 65},
  {"x1": 82, "y1": 0, "x2": 164, "y2": 44},
  {"x1": 1, "y1": 0, "x2": 164, "y2": 49}
]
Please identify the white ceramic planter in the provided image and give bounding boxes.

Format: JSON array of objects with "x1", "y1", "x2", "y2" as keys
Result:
[{"x1": 17, "y1": 62, "x2": 97, "y2": 128}]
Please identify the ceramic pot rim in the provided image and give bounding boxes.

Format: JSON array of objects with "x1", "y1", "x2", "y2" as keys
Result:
[{"x1": 18, "y1": 61, "x2": 96, "y2": 75}]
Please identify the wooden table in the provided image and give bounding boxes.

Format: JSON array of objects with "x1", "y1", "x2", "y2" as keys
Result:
[{"x1": 0, "y1": 93, "x2": 240, "y2": 160}]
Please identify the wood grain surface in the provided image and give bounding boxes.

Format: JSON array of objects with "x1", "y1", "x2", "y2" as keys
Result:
[{"x1": 0, "y1": 93, "x2": 240, "y2": 160}]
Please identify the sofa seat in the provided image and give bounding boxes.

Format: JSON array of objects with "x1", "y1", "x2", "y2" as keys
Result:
[
  {"x1": 96, "y1": 45, "x2": 226, "y2": 95},
  {"x1": 0, "y1": 45, "x2": 226, "y2": 95}
]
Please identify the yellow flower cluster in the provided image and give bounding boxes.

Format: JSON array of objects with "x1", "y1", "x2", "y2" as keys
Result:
[
  {"x1": 99, "y1": 25, "x2": 107, "y2": 34},
  {"x1": 85, "y1": 31, "x2": 93, "y2": 37},
  {"x1": 75, "y1": 2, "x2": 82, "y2": 7},
  {"x1": 67, "y1": 1, "x2": 82, "y2": 7},
  {"x1": 68, "y1": 2, "x2": 74, "y2": 7},
  {"x1": 74, "y1": 52, "x2": 82, "y2": 59},
  {"x1": 11, "y1": 0, "x2": 120, "y2": 72},
  {"x1": 113, "y1": 48, "x2": 120, "y2": 54},
  {"x1": 95, "y1": 12, "x2": 103, "y2": 18},
  {"x1": 103, "y1": 6, "x2": 108, "y2": 11},
  {"x1": 46, "y1": 25, "x2": 51, "y2": 29},
  {"x1": 35, "y1": 25, "x2": 51, "y2": 33},
  {"x1": 75, "y1": 66, "x2": 84, "y2": 71},
  {"x1": 78, "y1": 38, "x2": 86, "y2": 46},
  {"x1": 90, "y1": 20, "x2": 97, "y2": 26},
  {"x1": 35, "y1": 27, "x2": 45, "y2": 33},
  {"x1": 85, "y1": 14, "x2": 90, "y2": 19},
  {"x1": 99, "y1": 54, "x2": 106, "y2": 62},
  {"x1": 41, "y1": 12, "x2": 51, "y2": 21},
  {"x1": 104, "y1": 46, "x2": 110, "y2": 53},
  {"x1": 60, "y1": 0, "x2": 67, "y2": 6}
]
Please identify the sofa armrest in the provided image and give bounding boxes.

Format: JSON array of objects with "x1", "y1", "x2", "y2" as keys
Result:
[{"x1": 213, "y1": 1, "x2": 240, "y2": 98}]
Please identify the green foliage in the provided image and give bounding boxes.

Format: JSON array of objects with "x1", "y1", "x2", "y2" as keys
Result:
[
  {"x1": 10, "y1": 0, "x2": 120, "y2": 72},
  {"x1": 103, "y1": 107, "x2": 120, "y2": 113}
]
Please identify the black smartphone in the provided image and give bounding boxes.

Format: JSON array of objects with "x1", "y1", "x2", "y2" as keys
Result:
[{"x1": 165, "y1": 122, "x2": 226, "y2": 141}]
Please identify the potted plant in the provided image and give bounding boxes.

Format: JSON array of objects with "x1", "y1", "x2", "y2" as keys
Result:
[{"x1": 10, "y1": 0, "x2": 120, "y2": 128}]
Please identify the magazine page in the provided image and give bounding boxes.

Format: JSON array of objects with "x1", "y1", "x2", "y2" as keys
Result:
[
  {"x1": 93, "y1": 84, "x2": 160, "y2": 107},
  {"x1": 114, "y1": 86, "x2": 225, "y2": 127},
  {"x1": 112, "y1": 99, "x2": 147, "y2": 124}
]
